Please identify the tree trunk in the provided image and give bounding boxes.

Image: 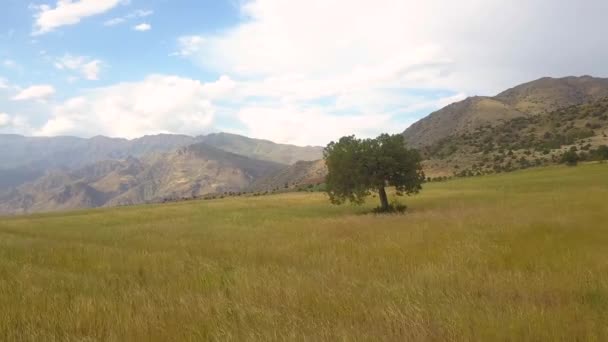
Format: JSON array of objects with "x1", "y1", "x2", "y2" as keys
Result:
[{"x1": 378, "y1": 186, "x2": 389, "y2": 211}]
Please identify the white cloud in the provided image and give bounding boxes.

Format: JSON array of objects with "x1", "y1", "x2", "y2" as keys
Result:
[
  {"x1": 36, "y1": 75, "x2": 220, "y2": 138},
  {"x1": 0, "y1": 113, "x2": 32, "y2": 133},
  {"x1": 0, "y1": 113, "x2": 9, "y2": 127},
  {"x1": 236, "y1": 106, "x2": 392, "y2": 146},
  {"x1": 171, "y1": 0, "x2": 608, "y2": 145},
  {"x1": 13, "y1": 85, "x2": 55, "y2": 101},
  {"x1": 0, "y1": 78, "x2": 8, "y2": 89},
  {"x1": 190, "y1": 0, "x2": 608, "y2": 93},
  {"x1": 2, "y1": 60, "x2": 18, "y2": 69},
  {"x1": 173, "y1": 0, "x2": 478, "y2": 144},
  {"x1": 173, "y1": 35, "x2": 205, "y2": 57},
  {"x1": 55, "y1": 54, "x2": 102, "y2": 81},
  {"x1": 133, "y1": 23, "x2": 151, "y2": 32},
  {"x1": 104, "y1": 9, "x2": 152, "y2": 26},
  {"x1": 397, "y1": 93, "x2": 468, "y2": 114},
  {"x1": 32, "y1": 0, "x2": 124, "y2": 35}
]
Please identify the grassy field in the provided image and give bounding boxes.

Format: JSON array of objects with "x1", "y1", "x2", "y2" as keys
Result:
[{"x1": 1, "y1": 163, "x2": 607, "y2": 341}]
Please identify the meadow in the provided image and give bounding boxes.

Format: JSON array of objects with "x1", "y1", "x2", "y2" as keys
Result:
[{"x1": 0, "y1": 163, "x2": 607, "y2": 341}]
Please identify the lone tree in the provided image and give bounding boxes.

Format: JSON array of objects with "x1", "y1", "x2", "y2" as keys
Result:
[{"x1": 324, "y1": 134, "x2": 425, "y2": 212}]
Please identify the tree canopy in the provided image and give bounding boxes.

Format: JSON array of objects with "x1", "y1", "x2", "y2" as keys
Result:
[{"x1": 323, "y1": 134, "x2": 425, "y2": 212}]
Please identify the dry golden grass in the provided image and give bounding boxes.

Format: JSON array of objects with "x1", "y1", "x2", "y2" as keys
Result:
[{"x1": 0, "y1": 163, "x2": 607, "y2": 341}]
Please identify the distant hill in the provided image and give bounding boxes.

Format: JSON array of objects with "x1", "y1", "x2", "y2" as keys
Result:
[
  {"x1": 0, "y1": 134, "x2": 197, "y2": 191},
  {"x1": 0, "y1": 134, "x2": 196, "y2": 170},
  {"x1": 0, "y1": 143, "x2": 283, "y2": 215},
  {"x1": 403, "y1": 76, "x2": 608, "y2": 177},
  {"x1": 109, "y1": 143, "x2": 284, "y2": 207},
  {"x1": 0, "y1": 132, "x2": 322, "y2": 192},
  {"x1": 249, "y1": 159, "x2": 327, "y2": 192},
  {"x1": 199, "y1": 132, "x2": 323, "y2": 165},
  {"x1": 0, "y1": 158, "x2": 145, "y2": 214},
  {"x1": 403, "y1": 76, "x2": 608, "y2": 148}
]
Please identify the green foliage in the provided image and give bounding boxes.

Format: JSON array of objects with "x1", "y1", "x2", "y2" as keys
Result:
[
  {"x1": 324, "y1": 134, "x2": 425, "y2": 209},
  {"x1": 560, "y1": 150, "x2": 580, "y2": 166},
  {"x1": 593, "y1": 145, "x2": 608, "y2": 161},
  {"x1": 296, "y1": 183, "x2": 327, "y2": 192}
]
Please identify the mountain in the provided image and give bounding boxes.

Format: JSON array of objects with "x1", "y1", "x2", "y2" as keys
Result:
[
  {"x1": 0, "y1": 143, "x2": 283, "y2": 215},
  {"x1": 404, "y1": 76, "x2": 608, "y2": 148},
  {"x1": 0, "y1": 159, "x2": 144, "y2": 214},
  {"x1": 403, "y1": 97, "x2": 526, "y2": 148},
  {"x1": 494, "y1": 76, "x2": 608, "y2": 113},
  {"x1": 403, "y1": 76, "x2": 608, "y2": 177},
  {"x1": 199, "y1": 132, "x2": 323, "y2": 165},
  {"x1": 108, "y1": 143, "x2": 284, "y2": 206},
  {"x1": 0, "y1": 134, "x2": 197, "y2": 191},
  {"x1": 249, "y1": 159, "x2": 327, "y2": 192},
  {"x1": 0, "y1": 132, "x2": 323, "y2": 192},
  {"x1": 0, "y1": 134, "x2": 196, "y2": 170}
]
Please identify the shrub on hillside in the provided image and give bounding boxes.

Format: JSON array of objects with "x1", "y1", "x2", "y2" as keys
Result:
[
  {"x1": 591, "y1": 145, "x2": 608, "y2": 161},
  {"x1": 560, "y1": 150, "x2": 580, "y2": 166}
]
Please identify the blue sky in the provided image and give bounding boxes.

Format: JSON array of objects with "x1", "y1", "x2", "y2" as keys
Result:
[
  {"x1": 1, "y1": 0, "x2": 607, "y2": 146},
  {"x1": 0, "y1": 0, "x2": 235, "y2": 92}
]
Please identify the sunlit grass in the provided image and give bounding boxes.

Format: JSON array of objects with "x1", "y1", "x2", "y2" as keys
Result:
[{"x1": 1, "y1": 163, "x2": 607, "y2": 340}]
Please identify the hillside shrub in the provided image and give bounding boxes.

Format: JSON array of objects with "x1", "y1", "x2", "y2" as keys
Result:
[{"x1": 560, "y1": 150, "x2": 579, "y2": 166}]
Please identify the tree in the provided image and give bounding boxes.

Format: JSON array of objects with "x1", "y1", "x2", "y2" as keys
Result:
[
  {"x1": 560, "y1": 149, "x2": 579, "y2": 166},
  {"x1": 594, "y1": 145, "x2": 608, "y2": 161},
  {"x1": 323, "y1": 134, "x2": 425, "y2": 212}
]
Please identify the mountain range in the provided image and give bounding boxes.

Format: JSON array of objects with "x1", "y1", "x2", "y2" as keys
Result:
[
  {"x1": 1, "y1": 75, "x2": 608, "y2": 214},
  {"x1": 0, "y1": 143, "x2": 286, "y2": 214},
  {"x1": 0, "y1": 132, "x2": 323, "y2": 191}
]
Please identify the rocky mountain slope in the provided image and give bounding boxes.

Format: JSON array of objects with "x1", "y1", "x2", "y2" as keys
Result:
[
  {"x1": 405, "y1": 77, "x2": 608, "y2": 177},
  {"x1": 403, "y1": 76, "x2": 608, "y2": 148},
  {"x1": 0, "y1": 132, "x2": 323, "y2": 192},
  {"x1": 0, "y1": 143, "x2": 283, "y2": 215},
  {"x1": 0, "y1": 134, "x2": 196, "y2": 170},
  {"x1": 199, "y1": 132, "x2": 323, "y2": 165},
  {"x1": 249, "y1": 159, "x2": 327, "y2": 192}
]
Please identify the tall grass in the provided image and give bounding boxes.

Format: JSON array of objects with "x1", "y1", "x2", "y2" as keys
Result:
[{"x1": 0, "y1": 163, "x2": 607, "y2": 341}]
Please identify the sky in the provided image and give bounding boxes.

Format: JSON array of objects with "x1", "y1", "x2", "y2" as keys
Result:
[{"x1": 0, "y1": 0, "x2": 607, "y2": 146}]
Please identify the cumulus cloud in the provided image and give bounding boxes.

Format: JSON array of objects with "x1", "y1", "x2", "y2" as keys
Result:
[
  {"x1": 0, "y1": 113, "x2": 9, "y2": 127},
  {"x1": 104, "y1": 9, "x2": 152, "y2": 26},
  {"x1": 32, "y1": 0, "x2": 124, "y2": 35},
  {"x1": 55, "y1": 54, "x2": 102, "y2": 81},
  {"x1": 169, "y1": 0, "x2": 608, "y2": 145},
  {"x1": 0, "y1": 113, "x2": 32, "y2": 133},
  {"x1": 173, "y1": 35, "x2": 205, "y2": 57},
  {"x1": 36, "y1": 75, "x2": 221, "y2": 138},
  {"x1": 236, "y1": 106, "x2": 392, "y2": 146},
  {"x1": 13, "y1": 85, "x2": 55, "y2": 101},
  {"x1": 189, "y1": 0, "x2": 608, "y2": 93},
  {"x1": 133, "y1": 23, "x2": 151, "y2": 32}
]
